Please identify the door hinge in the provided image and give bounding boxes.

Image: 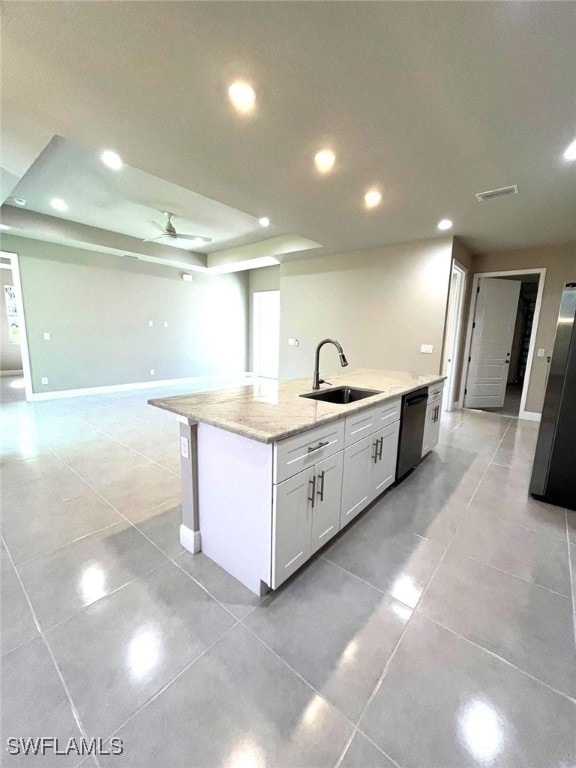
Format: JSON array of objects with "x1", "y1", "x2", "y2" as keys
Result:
[
  {"x1": 465, "y1": 388, "x2": 467, "y2": 395},
  {"x1": 477, "y1": 286, "x2": 480, "y2": 294},
  {"x1": 472, "y1": 321, "x2": 476, "y2": 329},
  {"x1": 468, "y1": 356, "x2": 471, "y2": 363}
]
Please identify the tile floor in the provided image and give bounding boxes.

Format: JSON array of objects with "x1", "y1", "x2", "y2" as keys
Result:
[{"x1": 1, "y1": 376, "x2": 575, "y2": 767}]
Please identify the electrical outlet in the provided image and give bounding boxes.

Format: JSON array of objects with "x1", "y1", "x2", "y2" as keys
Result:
[
  {"x1": 537, "y1": 348, "x2": 545, "y2": 357},
  {"x1": 180, "y1": 436, "x2": 189, "y2": 459},
  {"x1": 43, "y1": 332, "x2": 51, "y2": 341},
  {"x1": 148, "y1": 320, "x2": 154, "y2": 327},
  {"x1": 288, "y1": 338, "x2": 299, "y2": 346},
  {"x1": 149, "y1": 369, "x2": 155, "y2": 376},
  {"x1": 41, "y1": 377, "x2": 48, "y2": 385},
  {"x1": 420, "y1": 344, "x2": 433, "y2": 354}
]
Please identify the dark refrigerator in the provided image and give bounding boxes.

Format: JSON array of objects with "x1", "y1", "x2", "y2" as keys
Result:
[{"x1": 530, "y1": 283, "x2": 576, "y2": 511}]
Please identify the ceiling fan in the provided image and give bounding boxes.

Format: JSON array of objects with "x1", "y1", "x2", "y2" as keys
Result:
[{"x1": 144, "y1": 212, "x2": 212, "y2": 246}]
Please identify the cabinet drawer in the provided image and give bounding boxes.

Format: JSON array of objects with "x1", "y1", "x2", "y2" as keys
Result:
[
  {"x1": 344, "y1": 398, "x2": 401, "y2": 447},
  {"x1": 427, "y1": 383, "x2": 444, "y2": 405},
  {"x1": 274, "y1": 419, "x2": 345, "y2": 484}
]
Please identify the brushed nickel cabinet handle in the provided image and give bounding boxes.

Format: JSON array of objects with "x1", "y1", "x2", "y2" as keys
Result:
[
  {"x1": 372, "y1": 440, "x2": 379, "y2": 463},
  {"x1": 308, "y1": 440, "x2": 329, "y2": 453},
  {"x1": 377, "y1": 436, "x2": 384, "y2": 461},
  {"x1": 308, "y1": 476, "x2": 316, "y2": 508},
  {"x1": 317, "y1": 470, "x2": 325, "y2": 502}
]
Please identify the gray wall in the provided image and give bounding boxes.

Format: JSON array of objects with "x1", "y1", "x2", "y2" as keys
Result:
[
  {"x1": 279, "y1": 238, "x2": 454, "y2": 380},
  {"x1": 0, "y1": 269, "x2": 23, "y2": 372},
  {"x1": 247, "y1": 266, "x2": 281, "y2": 371},
  {"x1": 3, "y1": 235, "x2": 248, "y2": 393}
]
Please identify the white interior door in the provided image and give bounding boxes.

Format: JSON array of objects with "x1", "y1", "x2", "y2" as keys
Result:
[
  {"x1": 465, "y1": 278, "x2": 521, "y2": 408},
  {"x1": 253, "y1": 290, "x2": 280, "y2": 379}
]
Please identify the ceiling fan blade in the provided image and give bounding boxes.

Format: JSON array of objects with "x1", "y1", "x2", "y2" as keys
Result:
[
  {"x1": 143, "y1": 235, "x2": 165, "y2": 242},
  {"x1": 149, "y1": 221, "x2": 167, "y2": 233},
  {"x1": 174, "y1": 234, "x2": 213, "y2": 243}
]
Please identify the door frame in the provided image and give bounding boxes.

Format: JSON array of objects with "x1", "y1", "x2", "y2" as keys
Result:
[
  {"x1": 461, "y1": 268, "x2": 546, "y2": 421},
  {"x1": 0, "y1": 250, "x2": 33, "y2": 400},
  {"x1": 441, "y1": 260, "x2": 467, "y2": 412}
]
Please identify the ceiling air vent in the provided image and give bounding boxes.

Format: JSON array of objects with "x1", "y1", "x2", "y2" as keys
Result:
[{"x1": 475, "y1": 185, "x2": 518, "y2": 202}]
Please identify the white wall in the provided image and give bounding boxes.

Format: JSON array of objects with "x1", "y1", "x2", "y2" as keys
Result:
[{"x1": 279, "y1": 238, "x2": 454, "y2": 380}]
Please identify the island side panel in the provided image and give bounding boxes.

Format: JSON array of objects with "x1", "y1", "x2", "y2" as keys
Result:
[
  {"x1": 179, "y1": 420, "x2": 201, "y2": 553},
  {"x1": 197, "y1": 423, "x2": 273, "y2": 595}
]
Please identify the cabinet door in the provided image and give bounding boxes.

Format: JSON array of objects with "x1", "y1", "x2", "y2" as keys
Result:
[
  {"x1": 370, "y1": 421, "x2": 400, "y2": 501},
  {"x1": 311, "y1": 451, "x2": 344, "y2": 553},
  {"x1": 341, "y1": 433, "x2": 377, "y2": 528},
  {"x1": 272, "y1": 467, "x2": 314, "y2": 588},
  {"x1": 422, "y1": 402, "x2": 440, "y2": 457}
]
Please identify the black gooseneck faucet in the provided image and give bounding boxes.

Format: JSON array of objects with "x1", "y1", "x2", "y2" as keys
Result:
[{"x1": 312, "y1": 339, "x2": 349, "y2": 390}]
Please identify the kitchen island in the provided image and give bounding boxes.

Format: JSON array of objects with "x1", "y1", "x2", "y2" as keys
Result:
[{"x1": 149, "y1": 369, "x2": 444, "y2": 594}]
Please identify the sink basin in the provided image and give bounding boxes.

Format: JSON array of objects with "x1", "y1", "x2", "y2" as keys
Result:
[{"x1": 300, "y1": 386, "x2": 382, "y2": 404}]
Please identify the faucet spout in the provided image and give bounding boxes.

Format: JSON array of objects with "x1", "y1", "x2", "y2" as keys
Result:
[{"x1": 312, "y1": 339, "x2": 349, "y2": 390}]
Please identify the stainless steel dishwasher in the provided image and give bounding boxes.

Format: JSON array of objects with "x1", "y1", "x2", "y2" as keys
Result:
[{"x1": 396, "y1": 387, "x2": 428, "y2": 481}]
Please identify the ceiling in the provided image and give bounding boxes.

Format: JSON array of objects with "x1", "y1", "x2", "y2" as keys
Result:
[{"x1": 1, "y1": 1, "x2": 575, "y2": 262}]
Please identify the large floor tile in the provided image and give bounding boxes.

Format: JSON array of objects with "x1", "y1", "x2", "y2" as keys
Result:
[
  {"x1": 469, "y1": 464, "x2": 568, "y2": 541},
  {"x1": 2, "y1": 492, "x2": 123, "y2": 565},
  {"x1": 450, "y1": 511, "x2": 571, "y2": 596},
  {"x1": 324, "y1": 507, "x2": 445, "y2": 608},
  {"x1": 418, "y1": 550, "x2": 576, "y2": 698},
  {"x1": 340, "y1": 733, "x2": 397, "y2": 768},
  {"x1": 1, "y1": 542, "x2": 38, "y2": 655},
  {"x1": 245, "y1": 558, "x2": 410, "y2": 721},
  {"x1": 1, "y1": 637, "x2": 84, "y2": 767},
  {"x1": 18, "y1": 522, "x2": 167, "y2": 630},
  {"x1": 132, "y1": 503, "x2": 185, "y2": 558},
  {"x1": 45, "y1": 561, "x2": 235, "y2": 737},
  {"x1": 99, "y1": 624, "x2": 353, "y2": 768},
  {"x1": 175, "y1": 550, "x2": 260, "y2": 619},
  {"x1": 360, "y1": 613, "x2": 576, "y2": 768},
  {"x1": 91, "y1": 461, "x2": 180, "y2": 519}
]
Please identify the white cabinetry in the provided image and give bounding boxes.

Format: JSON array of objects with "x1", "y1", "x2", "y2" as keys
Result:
[
  {"x1": 271, "y1": 450, "x2": 344, "y2": 588},
  {"x1": 422, "y1": 383, "x2": 444, "y2": 457},
  {"x1": 341, "y1": 421, "x2": 400, "y2": 528}
]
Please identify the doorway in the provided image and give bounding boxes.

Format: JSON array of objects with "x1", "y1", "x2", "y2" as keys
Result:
[
  {"x1": 441, "y1": 261, "x2": 467, "y2": 412},
  {"x1": 252, "y1": 290, "x2": 280, "y2": 379},
  {"x1": 0, "y1": 250, "x2": 31, "y2": 400},
  {"x1": 462, "y1": 269, "x2": 546, "y2": 420}
]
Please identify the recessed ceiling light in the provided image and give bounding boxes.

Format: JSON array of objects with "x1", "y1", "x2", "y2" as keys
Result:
[
  {"x1": 364, "y1": 189, "x2": 382, "y2": 209},
  {"x1": 228, "y1": 81, "x2": 256, "y2": 114},
  {"x1": 437, "y1": 219, "x2": 453, "y2": 231},
  {"x1": 101, "y1": 149, "x2": 123, "y2": 170},
  {"x1": 51, "y1": 198, "x2": 68, "y2": 212},
  {"x1": 563, "y1": 139, "x2": 576, "y2": 161},
  {"x1": 10, "y1": 197, "x2": 26, "y2": 206},
  {"x1": 314, "y1": 149, "x2": 336, "y2": 174},
  {"x1": 258, "y1": 217, "x2": 270, "y2": 228},
  {"x1": 0, "y1": 224, "x2": 10, "y2": 231}
]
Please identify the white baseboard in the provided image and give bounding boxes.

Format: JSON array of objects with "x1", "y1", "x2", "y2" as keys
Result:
[
  {"x1": 519, "y1": 411, "x2": 542, "y2": 422},
  {"x1": 180, "y1": 524, "x2": 201, "y2": 554},
  {"x1": 26, "y1": 372, "x2": 254, "y2": 402},
  {"x1": 0, "y1": 369, "x2": 23, "y2": 378}
]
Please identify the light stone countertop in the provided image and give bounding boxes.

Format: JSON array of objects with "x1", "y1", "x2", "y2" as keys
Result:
[{"x1": 148, "y1": 369, "x2": 445, "y2": 444}]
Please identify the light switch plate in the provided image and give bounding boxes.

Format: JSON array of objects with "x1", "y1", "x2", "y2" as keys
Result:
[
  {"x1": 148, "y1": 320, "x2": 154, "y2": 327},
  {"x1": 180, "y1": 436, "x2": 189, "y2": 459},
  {"x1": 41, "y1": 377, "x2": 48, "y2": 385},
  {"x1": 420, "y1": 344, "x2": 433, "y2": 354},
  {"x1": 288, "y1": 338, "x2": 299, "y2": 346},
  {"x1": 537, "y1": 348, "x2": 545, "y2": 357},
  {"x1": 164, "y1": 321, "x2": 168, "y2": 328},
  {"x1": 43, "y1": 332, "x2": 50, "y2": 341},
  {"x1": 149, "y1": 369, "x2": 155, "y2": 376}
]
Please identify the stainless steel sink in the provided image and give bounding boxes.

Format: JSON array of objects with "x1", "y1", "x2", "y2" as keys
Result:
[{"x1": 300, "y1": 386, "x2": 382, "y2": 404}]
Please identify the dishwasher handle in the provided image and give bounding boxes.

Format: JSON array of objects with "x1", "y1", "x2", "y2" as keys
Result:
[{"x1": 405, "y1": 393, "x2": 428, "y2": 407}]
